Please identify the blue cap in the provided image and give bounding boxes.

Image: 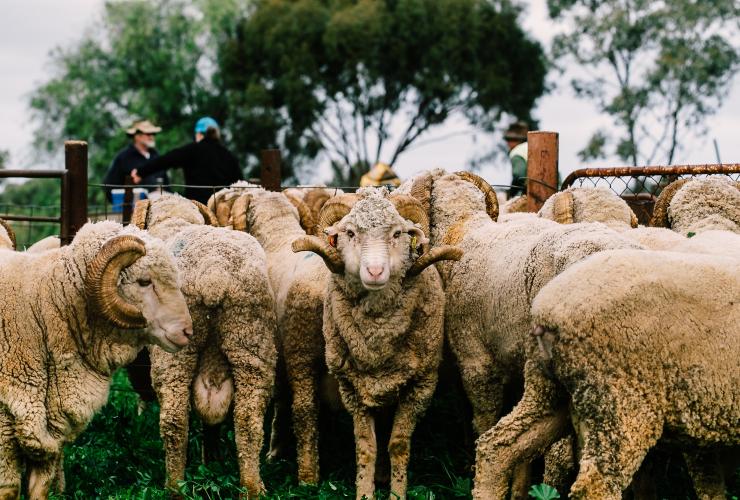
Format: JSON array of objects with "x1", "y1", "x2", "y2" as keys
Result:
[{"x1": 194, "y1": 116, "x2": 219, "y2": 134}]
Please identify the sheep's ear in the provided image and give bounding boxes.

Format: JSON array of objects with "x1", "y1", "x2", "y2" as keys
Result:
[
  {"x1": 131, "y1": 200, "x2": 150, "y2": 229},
  {"x1": 406, "y1": 245, "x2": 463, "y2": 278}
]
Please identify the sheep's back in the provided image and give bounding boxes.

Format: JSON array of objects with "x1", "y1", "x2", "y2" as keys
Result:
[{"x1": 532, "y1": 249, "x2": 740, "y2": 443}]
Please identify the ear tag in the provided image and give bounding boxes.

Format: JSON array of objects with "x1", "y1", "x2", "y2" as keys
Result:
[
  {"x1": 328, "y1": 234, "x2": 337, "y2": 248},
  {"x1": 410, "y1": 235, "x2": 417, "y2": 251}
]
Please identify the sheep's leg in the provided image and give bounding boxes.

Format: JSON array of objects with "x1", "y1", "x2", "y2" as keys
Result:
[
  {"x1": 53, "y1": 452, "x2": 65, "y2": 494},
  {"x1": 473, "y1": 361, "x2": 566, "y2": 500},
  {"x1": 6, "y1": 393, "x2": 57, "y2": 460},
  {"x1": 151, "y1": 348, "x2": 198, "y2": 494},
  {"x1": 683, "y1": 448, "x2": 726, "y2": 500},
  {"x1": 267, "y1": 356, "x2": 291, "y2": 462},
  {"x1": 542, "y1": 434, "x2": 576, "y2": 494},
  {"x1": 230, "y1": 368, "x2": 270, "y2": 498},
  {"x1": 26, "y1": 456, "x2": 58, "y2": 500},
  {"x1": 388, "y1": 373, "x2": 438, "y2": 500},
  {"x1": 447, "y1": 328, "x2": 503, "y2": 435},
  {"x1": 286, "y1": 367, "x2": 320, "y2": 484},
  {"x1": 352, "y1": 411, "x2": 377, "y2": 500},
  {"x1": 0, "y1": 410, "x2": 21, "y2": 500},
  {"x1": 568, "y1": 386, "x2": 663, "y2": 500}
]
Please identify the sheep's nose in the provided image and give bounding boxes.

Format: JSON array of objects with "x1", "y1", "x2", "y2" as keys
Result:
[
  {"x1": 183, "y1": 326, "x2": 193, "y2": 338},
  {"x1": 366, "y1": 265, "x2": 384, "y2": 278}
]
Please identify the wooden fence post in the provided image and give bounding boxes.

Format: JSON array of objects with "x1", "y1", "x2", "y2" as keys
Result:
[
  {"x1": 122, "y1": 175, "x2": 134, "y2": 225},
  {"x1": 260, "y1": 149, "x2": 282, "y2": 192},
  {"x1": 526, "y1": 131, "x2": 559, "y2": 212},
  {"x1": 61, "y1": 141, "x2": 88, "y2": 245}
]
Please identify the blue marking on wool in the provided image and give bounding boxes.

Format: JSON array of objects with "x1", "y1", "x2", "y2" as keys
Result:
[{"x1": 171, "y1": 239, "x2": 187, "y2": 257}]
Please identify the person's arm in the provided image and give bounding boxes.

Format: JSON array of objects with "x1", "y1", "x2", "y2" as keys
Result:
[{"x1": 134, "y1": 142, "x2": 195, "y2": 180}]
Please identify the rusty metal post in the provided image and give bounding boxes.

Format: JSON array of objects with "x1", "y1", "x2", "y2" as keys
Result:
[
  {"x1": 526, "y1": 131, "x2": 559, "y2": 212},
  {"x1": 61, "y1": 141, "x2": 88, "y2": 245},
  {"x1": 122, "y1": 175, "x2": 134, "y2": 225},
  {"x1": 260, "y1": 149, "x2": 282, "y2": 192}
]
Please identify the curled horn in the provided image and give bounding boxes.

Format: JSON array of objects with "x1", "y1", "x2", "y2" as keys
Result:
[
  {"x1": 630, "y1": 210, "x2": 639, "y2": 228},
  {"x1": 284, "y1": 192, "x2": 318, "y2": 235},
  {"x1": 292, "y1": 235, "x2": 345, "y2": 274},
  {"x1": 317, "y1": 194, "x2": 359, "y2": 233},
  {"x1": 231, "y1": 193, "x2": 252, "y2": 232},
  {"x1": 409, "y1": 172, "x2": 433, "y2": 219},
  {"x1": 0, "y1": 218, "x2": 16, "y2": 250},
  {"x1": 303, "y1": 190, "x2": 332, "y2": 220},
  {"x1": 650, "y1": 178, "x2": 690, "y2": 228},
  {"x1": 552, "y1": 191, "x2": 575, "y2": 224},
  {"x1": 84, "y1": 235, "x2": 148, "y2": 329},
  {"x1": 214, "y1": 192, "x2": 240, "y2": 226},
  {"x1": 455, "y1": 171, "x2": 499, "y2": 221},
  {"x1": 191, "y1": 200, "x2": 218, "y2": 226},
  {"x1": 407, "y1": 245, "x2": 463, "y2": 278},
  {"x1": 131, "y1": 200, "x2": 151, "y2": 229},
  {"x1": 390, "y1": 195, "x2": 430, "y2": 236}
]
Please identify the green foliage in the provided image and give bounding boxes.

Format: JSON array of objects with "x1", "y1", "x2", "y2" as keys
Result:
[
  {"x1": 220, "y1": 0, "x2": 547, "y2": 182},
  {"x1": 549, "y1": 0, "x2": 739, "y2": 165},
  {"x1": 528, "y1": 483, "x2": 560, "y2": 500},
  {"x1": 36, "y1": 368, "x2": 740, "y2": 498},
  {"x1": 29, "y1": 0, "x2": 231, "y2": 192}
]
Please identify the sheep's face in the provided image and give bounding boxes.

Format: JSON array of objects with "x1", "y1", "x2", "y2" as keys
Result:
[
  {"x1": 119, "y1": 240, "x2": 193, "y2": 353},
  {"x1": 328, "y1": 195, "x2": 425, "y2": 290}
]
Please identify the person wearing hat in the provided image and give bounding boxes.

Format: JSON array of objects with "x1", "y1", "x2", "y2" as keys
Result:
[
  {"x1": 504, "y1": 121, "x2": 529, "y2": 197},
  {"x1": 131, "y1": 117, "x2": 243, "y2": 204},
  {"x1": 102, "y1": 119, "x2": 169, "y2": 201}
]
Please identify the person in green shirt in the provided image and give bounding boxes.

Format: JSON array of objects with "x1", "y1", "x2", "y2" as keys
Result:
[{"x1": 504, "y1": 121, "x2": 529, "y2": 197}]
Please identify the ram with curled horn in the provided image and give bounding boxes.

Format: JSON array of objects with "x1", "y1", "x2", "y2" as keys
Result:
[
  {"x1": 293, "y1": 187, "x2": 460, "y2": 500},
  {"x1": 0, "y1": 221, "x2": 192, "y2": 498}
]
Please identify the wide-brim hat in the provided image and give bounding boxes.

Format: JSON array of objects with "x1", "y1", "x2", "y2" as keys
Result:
[
  {"x1": 360, "y1": 162, "x2": 401, "y2": 187},
  {"x1": 504, "y1": 121, "x2": 529, "y2": 141},
  {"x1": 126, "y1": 120, "x2": 162, "y2": 136}
]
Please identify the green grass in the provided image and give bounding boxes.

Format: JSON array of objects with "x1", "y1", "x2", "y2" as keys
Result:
[{"x1": 46, "y1": 369, "x2": 738, "y2": 499}]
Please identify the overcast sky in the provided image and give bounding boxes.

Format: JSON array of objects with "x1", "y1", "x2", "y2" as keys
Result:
[{"x1": 1, "y1": 0, "x2": 738, "y2": 187}]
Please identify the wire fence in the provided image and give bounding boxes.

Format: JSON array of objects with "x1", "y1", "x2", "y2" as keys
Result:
[{"x1": 561, "y1": 163, "x2": 740, "y2": 224}]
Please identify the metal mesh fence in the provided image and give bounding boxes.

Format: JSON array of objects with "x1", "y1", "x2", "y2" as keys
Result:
[{"x1": 561, "y1": 163, "x2": 740, "y2": 224}]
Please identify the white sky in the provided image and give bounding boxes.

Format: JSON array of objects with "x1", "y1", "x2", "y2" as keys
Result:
[{"x1": 1, "y1": 0, "x2": 738, "y2": 187}]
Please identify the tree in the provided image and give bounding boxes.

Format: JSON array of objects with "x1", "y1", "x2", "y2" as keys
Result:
[
  {"x1": 29, "y1": 0, "x2": 229, "y2": 202},
  {"x1": 549, "y1": 0, "x2": 739, "y2": 166},
  {"x1": 220, "y1": 0, "x2": 546, "y2": 184}
]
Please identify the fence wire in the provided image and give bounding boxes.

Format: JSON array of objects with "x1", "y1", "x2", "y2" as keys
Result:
[{"x1": 561, "y1": 164, "x2": 740, "y2": 224}]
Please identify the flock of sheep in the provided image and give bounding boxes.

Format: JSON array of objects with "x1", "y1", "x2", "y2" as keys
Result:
[{"x1": 0, "y1": 169, "x2": 737, "y2": 500}]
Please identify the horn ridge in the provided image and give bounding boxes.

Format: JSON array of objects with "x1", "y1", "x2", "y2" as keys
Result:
[
  {"x1": 455, "y1": 171, "x2": 499, "y2": 221},
  {"x1": 84, "y1": 235, "x2": 147, "y2": 329},
  {"x1": 0, "y1": 218, "x2": 16, "y2": 250},
  {"x1": 131, "y1": 200, "x2": 151, "y2": 229},
  {"x1": 552, "y1": 191, "x2": 575, "y2": 224},
  {"x1": 650, "y1": 178, "x2": 690, "y2": 228}
]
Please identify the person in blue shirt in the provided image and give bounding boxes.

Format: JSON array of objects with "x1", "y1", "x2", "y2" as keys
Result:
[{"x1": 132, "y1": 117, "x2": 243, "y2": 204}]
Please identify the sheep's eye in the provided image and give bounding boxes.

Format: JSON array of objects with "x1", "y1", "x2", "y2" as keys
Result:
[
  {"x1": 137, "y1": 279, "x2": 152, "y2": 287},
  {"x1": 347, "y1": 230, "x2": 355, "y2": 239},
  {"x1": 393, "y1": 231, "x2": 401, "y2": 239}
]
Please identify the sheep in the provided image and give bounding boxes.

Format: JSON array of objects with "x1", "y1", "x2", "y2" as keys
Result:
[
  {"x1": 291, "y1": 187, "x2": 462, "y2": 500},
  {"x1": 0, "y1": 220, "x2": 192, "y2": 499},
  {"x1": 131, "y1": 194, "x2": 277, "y2": 497},
  {"x1": 405, "y1": 170, "x2": 641, "y2": 433},
  {"x1": 25, "y1": 236, "x2": 61, "y2": 253},
  {"x1": 651, "y1": 176, "x2": 740, "y2": 234},
  {"x1": 208, "y1": 184, "x2": 333, "y2": 484},
  {"x1": 474, "y1": 249, "x2": 740, "y2": 500},
  {"x1": 0, "y1": 218, "x2": 15, "y2": 250},
  {"x1": 537, "y1": 187, "x2": 639, "y2": 229}
]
